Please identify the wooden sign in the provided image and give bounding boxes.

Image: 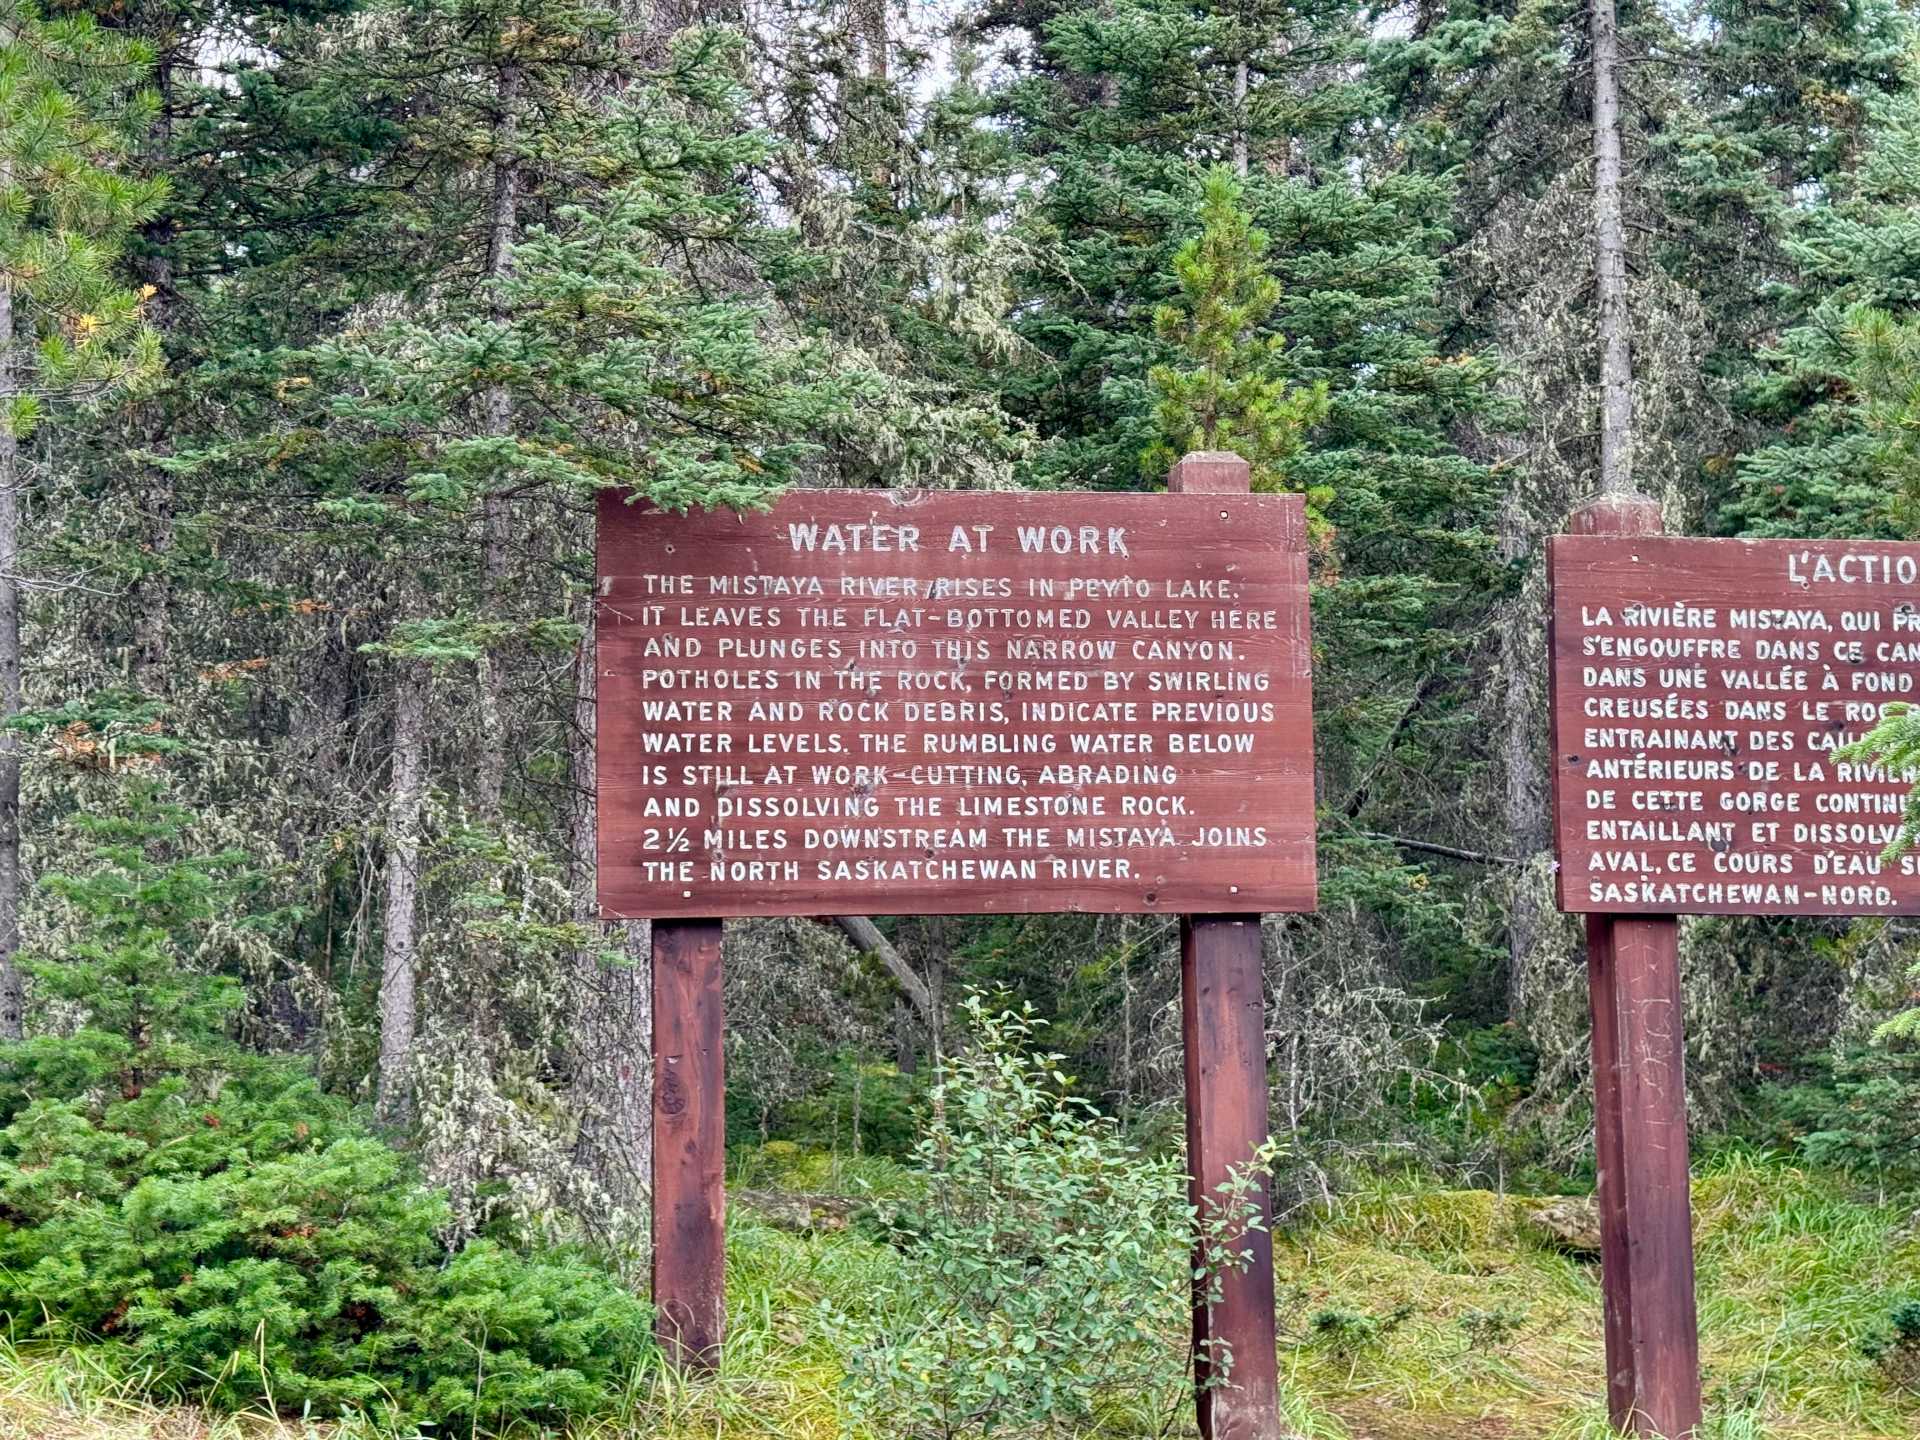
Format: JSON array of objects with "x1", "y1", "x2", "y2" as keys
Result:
[
  {"x1": 1550, "y1": 534, "x2": 1920, "y2": 915},
  {"x1": 597, "y1": 488, "x2": 1316, "y2": 919}
]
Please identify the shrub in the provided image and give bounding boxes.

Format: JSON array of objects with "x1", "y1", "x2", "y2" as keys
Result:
[
  {"x1": 1862, "y1": 1299, "x2": 1920, "y2": 1395},
  {"x1": 1775, "y1": 1047, "x2": 1920, "y2": 1196},
  {"x1": 0, "y1": 1088, "x2": 658, "y2": 1427},
  {"x1": 828, "y1": 993, "x2": 1227, "y2": 1439},
  {"x1": 0, "y1": 779, "x2": 656, "y2": 1430},
  {"x1": 1307, "y1": 1302, "x2": 1415, "y2": 1364}
]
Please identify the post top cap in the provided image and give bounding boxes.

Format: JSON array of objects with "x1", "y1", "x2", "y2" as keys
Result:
[
  {"x1": 1566, "y1": 492, "x2": 1665, "y2": 537},
  {"x1": 1168, "y1": 452, "x2": 1251, "y2": 494}
]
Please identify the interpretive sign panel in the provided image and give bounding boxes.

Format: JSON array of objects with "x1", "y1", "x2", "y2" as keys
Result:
[
  {"x1": 1550, "y1": 535, "x2": 1920, "y2": 915},
  {"x1": 597, "y1": 489, "x2": 1315, "y2": 919}
]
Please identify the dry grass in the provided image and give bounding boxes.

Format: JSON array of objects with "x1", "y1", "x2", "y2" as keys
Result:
[{"x1": 0, "y1": 1340, "x2": 350, "y2": 1440}]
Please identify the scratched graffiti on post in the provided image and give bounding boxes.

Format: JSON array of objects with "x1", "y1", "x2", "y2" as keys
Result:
[
  {"x1": 597, "y1": 489, "x2": 1316, "y2": 918},
  {"x1": 1550, "y1": 535, "x2": 1920, "y2": 915}
]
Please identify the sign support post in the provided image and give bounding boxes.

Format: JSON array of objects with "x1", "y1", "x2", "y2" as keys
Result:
[
  {"x1": 600, "y1": 462, "x2": 1316, "y2": 1406},
  {"x1": 1170, "y1": 453, "x2": 1283, "y2": 1440},
  {"x1": 650, "y1": 917, "x2": 726, "y2": 1370},
  {"x1": 1562, "y1": 495, "x2": 1702, "y2": 1439}
]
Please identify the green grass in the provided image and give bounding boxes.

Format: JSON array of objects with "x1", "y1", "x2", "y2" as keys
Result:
[
  {"x1": 1276, "y1": 1153, "x2": 1920, "y2": 1440},
  {"x1": 1, "y1": 1149, "x2": 1914, "y2": 1439},
  {"x1": 725, "y1": 1139, "x2": 922, "y2": 1197}
]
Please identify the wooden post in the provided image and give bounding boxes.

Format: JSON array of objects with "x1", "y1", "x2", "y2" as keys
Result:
[
  {"x1": 1171, "y1": 452, "x2": 1283, "y2": 1440},
  {"x1": 651, "y1": 917, "x2": 726, "y2": 1369},
  {"x1": 1564, "y1": 495, "x2": 1702, "y2": 1439}
]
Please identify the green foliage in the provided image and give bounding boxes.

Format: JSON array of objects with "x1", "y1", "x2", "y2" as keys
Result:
[
  {"x1": 0, "y1": 780, "x2": 656, "y2": 1430},
  {"x1": 1849, "y1": 307, "x2": 1920, "y2": 531},
  {"x1": 829, "y1": 993, "x2": 1204, "y2": 1438},
  {"x1": 1656, "y1": 0, "x2": 1910, "y2": 376},
  {"x1": 734, "y1": 1050, "x2": 924, "y2": 1161},
  {"x1": 1773, "y1": 1048, "x2": 1920, "y2": 1193},
  {"x1": 1862, "y1": 1299, "x2": 1920, "y2": 1394},
  {"x1": 0, "y1": 0, "x2": 166, "y2": 426},
  {"x1": 1457, "y1": 1303, "x2": 1528, "y2": 1353},
  {"x1": 19, "y1": 781, "x2": 250, "y2": 1080},
  {"x1": 979, "y1": 0, "x2": 1506, "y2": 1092},
  {"x1": 1307, "y1": 1300, "x2": 1415, "y2": 1364},
  {"x1": 0, "y1": 1082, "x2": 657, "y2": 1427},
  {"x1": 1730, "y1": 75, "x2": 1920, "y2": 537},
  {"x1": 1145, "y1": 166, "x2": 1332, "y2": 527}
]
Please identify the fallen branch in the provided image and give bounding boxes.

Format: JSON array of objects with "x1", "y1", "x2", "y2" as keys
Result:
[
  {"x1": 1360, "y1": 832, "x2": 1526, "y2": 867},
  {"x1": 820, "y1": 915, "x2": 938, "y2": 1030}
]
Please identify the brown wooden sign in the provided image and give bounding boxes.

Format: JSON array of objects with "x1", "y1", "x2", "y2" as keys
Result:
[
  {"x1": 597, "y1": 488, "x2": 1316, "y2": 919},
  {"x1": 1550, "y1": 534, "x2": 1920, "y2": 915}
]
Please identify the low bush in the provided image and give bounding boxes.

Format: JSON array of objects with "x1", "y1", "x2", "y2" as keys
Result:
[
  {"x1": 0, "y1": 782, "x2": 655, "y2": 1431},
  {"x1": 827, "y1": 993, "x2": 1210, "y2": 1439},
  {"x1": 1863, "y1": 1299, "x2": 1920, "y2": 1395},
  {"x1": 1771, "y1": 1048, "x2": 1920, "y2": 1196}
]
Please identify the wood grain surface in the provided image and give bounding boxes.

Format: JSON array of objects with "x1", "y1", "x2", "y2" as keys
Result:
[
  {"x1": 1550, "y1": 533, "x2": 1920, "y2": 915},
  {"x1": 650, "y1": 918, "x2": 725, "y2": 1369},
  {"x1": 597, "y1": 489, "x2": 1316, "y2": 918}
]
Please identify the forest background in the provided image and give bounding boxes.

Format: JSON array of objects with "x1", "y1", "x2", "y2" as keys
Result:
[{"x1": 4, "y1": 0, "x2": 1920, "y2": 1434}]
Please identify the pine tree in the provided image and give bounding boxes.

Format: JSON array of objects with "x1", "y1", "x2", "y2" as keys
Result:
[
  {"x1": 970, "y1": 0, "x2": 1510, "y2": 1112},
  {"x1": 1728, "y1": 70, "x2": 1920, "y2": 538},
  {"x1": 156, "y1": 15, "x2": 878, "y2": 1234},
  {"x1": 0, "y1": 0, "x2": 165, "y2": 1041},
  {"x1": 1144, "y1": 166, "x2": 1330, "y2": 529}
]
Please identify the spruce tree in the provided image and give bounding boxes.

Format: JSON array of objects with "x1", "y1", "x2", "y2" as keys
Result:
[
  {"x1": 1729, "y1": 72, "x2": 1920, "y2": 537},
  {"x1": 971, "y1": 0, "x2": 1509, "y2": 1104},
  {"x1": 160, "y1": 15, "x2": 877, "y2": 1231},
  {"x1": 1657, "y1": 0, "x2": 1909, "y2": 370},
  {"x1": 1144, "y1": 166, "x2": 1330, "y2": 529},
  {"x1": 0, "y1": 0, "x2": 164, "y2": 1040}
]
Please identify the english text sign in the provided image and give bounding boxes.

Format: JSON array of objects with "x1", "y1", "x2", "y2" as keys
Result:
[
  {"x1": 597, "y1": 489, "x2": 1316, "y2": 918},
  {"x1": 1550, "y1": 535, "x2": 1920, "y2": 915}
]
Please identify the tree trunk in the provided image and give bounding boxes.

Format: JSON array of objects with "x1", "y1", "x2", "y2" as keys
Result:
[
  {"x1": 893, "y1": 999, "x2": 916, "y2": 1075},
  {"x1": 128, "y1": 44, "x2": 177, "y2": 699},
  {"x1": 473, "y1": 62, "x2": 522, "y2": 819},
  {"x1": 0, "y1": 265, "x2": 23, "y2": 1042},
  {"x1": 829, "y1": 913, "x2": 937, "y2": 1034},
  {"x1": 568, "y1": 623, "x2": 652, "y2": 1218},
  {"x1": 1591, "y1": 0, "x2": 1634, "y2": 495},
  {"x1": 1232, "y1": 60, "x2": 1249, "y2": 177},
  {"x1": 376, "y1": 661, "x2": 431, "y2": 1126}
]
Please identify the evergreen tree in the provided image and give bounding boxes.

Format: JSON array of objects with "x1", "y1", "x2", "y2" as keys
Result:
[
  {"x1": 1728, "y1": 72, "x2": 1920, "y2": 537},
  {"x1": 9, "y1": 775, "x2": 246, "y2": 1095},
  {"x1": 1144, "y1": 166, "x2": 1330, "y2": 529},
  {"x1": 743, "y1": 7, "x2": 1030, "y2": 491},
  {"x1": 1371, "y1": 0, "x2": 1919, "y2": 1113},
  {"x1": 0, "y1": 0, "x2": 164, "y2": 1041},
  {"x1": 1657, "y1": 0, "x2": 1909, "y2": 371},
  {"x1": 157, "y1": 14, "x2": 881, "y2": 1235},
  {"x1": 970, "y1": 0, "x2": 1509, "y2": 1112}
]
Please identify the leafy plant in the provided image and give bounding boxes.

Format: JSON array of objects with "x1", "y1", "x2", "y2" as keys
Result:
[{"x1": 829, "y1": 992, "x2": 1206, "y2": 1438}]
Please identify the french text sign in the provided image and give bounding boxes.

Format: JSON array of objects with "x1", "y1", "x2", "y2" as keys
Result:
[
  {"x1": 597, "y1": 490, "x2": 1316, "y2": 918},
  {"x1": 1550, "y1": 536, "x2": 1920, "y2": 915}
]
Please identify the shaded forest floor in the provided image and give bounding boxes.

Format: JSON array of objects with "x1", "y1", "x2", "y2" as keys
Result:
[{"x1": 3, "y1": 1149, "x2": 1914, "y2": 1440}]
